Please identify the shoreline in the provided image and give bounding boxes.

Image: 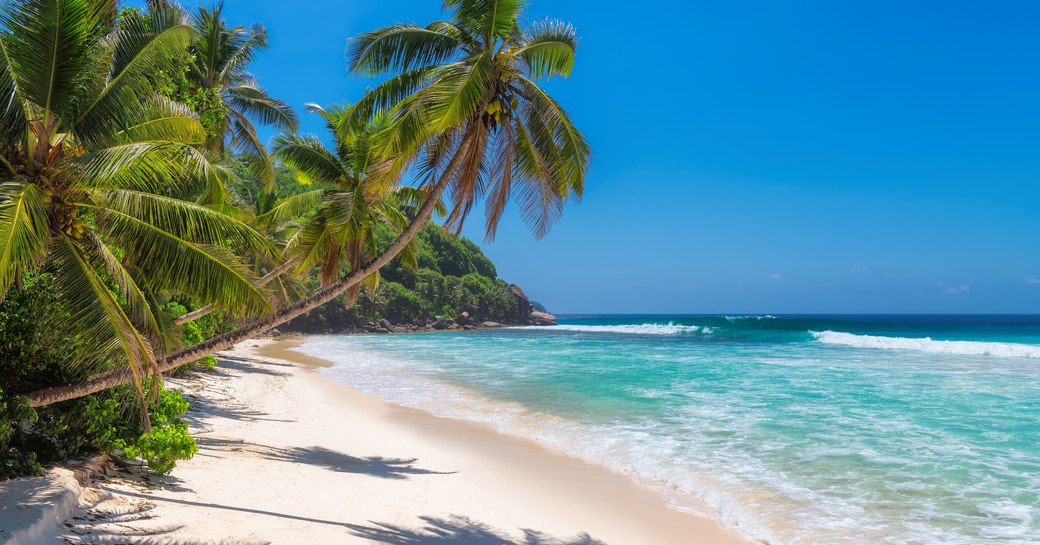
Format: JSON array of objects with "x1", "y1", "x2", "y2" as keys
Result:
[
  {"x1": 262, "y1": 337, "x2": 762, "y2": 540},
  {"x1": 43, "y1": 337, "x2": 760, "y2": 545},
  {"x1": 264, "y1": 336, "x2": 764, "y2": 545}
]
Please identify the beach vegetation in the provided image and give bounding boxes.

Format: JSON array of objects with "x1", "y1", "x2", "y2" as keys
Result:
[
  {"x1": 13, "y1": 0, "x2": 587, "y2": 435},
  {"x1": 115, "y1": 0, "x2": 591, "y2": 373}
]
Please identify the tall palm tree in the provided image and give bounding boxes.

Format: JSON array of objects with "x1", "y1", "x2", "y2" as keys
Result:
[
  {"x1": 346, "y1": 0, "x2": 591, "y2": 240},
  {"x1": 0, "y1": 0, "x2": 273, "y2": 404},
  {"x1": 25, "y1": 0, "x2": 589, "y2": 407},
  {"x1": 187, "y1": 1, "x2": 298, "y2": 187}
]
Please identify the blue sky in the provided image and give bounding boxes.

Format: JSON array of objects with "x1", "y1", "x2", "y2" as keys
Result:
[{"x1": 169, "y1": 0, "x2": 1040, "y2": 313}]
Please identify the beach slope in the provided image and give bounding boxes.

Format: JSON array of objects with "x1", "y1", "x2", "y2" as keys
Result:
[{"x1": 42, "y1": 338, "x2": 757, "y2": 545}]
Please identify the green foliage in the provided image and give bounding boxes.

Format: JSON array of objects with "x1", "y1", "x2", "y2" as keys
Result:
[
  {"x1": 0, "y1": 390, "x2": 41, "y2": 478},
  {"x1": 0, "y1": 274, "x2": 81, "y2": 391},
  {"x1": 286, "y1": 221, "x2": 520, "y2": 331},
  {"x1": 345, "y1": 0, "x2": 590, "y2": 240},
  {"x1": 379, "y1": 282, "x2": 423, "y2": 323},
  {"x1": 123, "y1": 388, "x2": 197, "y2": 474},
  {"x1": 0, "y1": 0, "x2": 273, "y2": 391},
  {"x1": 0, "y1": 275, "x2": 197, "y2": 479},
  {"x1": 1, "y1": 383, "x2": 197, "y2": 478},
  {"x1": 164, "y1": 301, "x2": 219, "y2": 372}
]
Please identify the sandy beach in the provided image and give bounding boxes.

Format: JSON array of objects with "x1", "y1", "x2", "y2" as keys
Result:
[{"x1": 41, "y1": 338, "x2": 758, "y2": 545}]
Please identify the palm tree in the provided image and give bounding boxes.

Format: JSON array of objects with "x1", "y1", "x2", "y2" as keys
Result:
[
  {"x1": 25, "y1": 0, "x2": 589, "y2": 407},
  {"x1": 346, "y1": 0, "x2": 591, "y2": 240},
  {"x1": 263, "y1": 104, "x2": 444, "y2": 305},
  {"x1": 0, "y1": 0, "x2": 273, "y2": 407},
  {"x1": 186, "y1": 1, "x2": 298, "y2": 187}
]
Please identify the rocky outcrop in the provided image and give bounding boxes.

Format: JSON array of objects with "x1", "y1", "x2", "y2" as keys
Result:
[
  {"x1": 530, "y1": 310, "x2": 557, "y2": 326},
  {"x1": 278, "y1": 282, "x2": 555, "y2": 335},
  {"x1": 508, "y1": 284, "x2": 534, "y2": 323}
]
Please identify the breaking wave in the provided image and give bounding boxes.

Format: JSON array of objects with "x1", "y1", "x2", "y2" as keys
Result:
[
  {"x1": 520, "y1": 323, "x2": 712, "y2": 335},
  {"x1": 811, "y1": 330, "x2": 1040, "y2": 359}
]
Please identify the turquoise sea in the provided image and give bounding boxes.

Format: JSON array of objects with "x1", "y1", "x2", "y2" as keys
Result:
[{"x1": 292, "y1": 315, "x2": 1040, "y2": 545}]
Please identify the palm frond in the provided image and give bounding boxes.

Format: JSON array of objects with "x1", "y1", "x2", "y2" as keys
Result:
[
  {"x1": 0, "y1": 37, "x2": 27, "y2": 142},
  {"x1": 514, "y1": 75, "x2": 590, "y2": 197},
  {"x1": 76, "y1": 141, "x2": 217, "y2": 193},
  {"x1": 227, "y1": 108, "x2": 275, "y2": 189},
  {"x1": 49, "y1": 235, "x2": 151, "y2": 389},
  {"x1": 348, "y1": 23, "x2": 462, "y2": 76},
  {"x1": 90, "y1": 188, "x2": 276, "y2": 258},
  {"x1": 483, "y1": 118, "x2": 515, "y2": 239},
  {"x1": 81, "y1": 230, "x2": 164, "y2": 352},
  {"x1": 443, "y1": 0, "x2": 526, "y2": 41},
  {"x1": 94, "y1": 207, "x2": 271, "y2": 316},
  {"x1": 110, "y1": 98, "x2": 207, "y2": 146},
  {"x1": 345, "y1": 66, "x2": 434, "y2": 131},
  {"x1": 510, "y1": 112, "x2": 563, "y2": 239},
  {"x1": 428, "y1": 52, "x2": 493, "y2": 131},
  {"x1": 217, "y1": 23, "x2": 268, "y2": 84},
  {"x1": 0, "y1": 181, "x2": 49, "y2": 298},
  {"x1": 271, "y1": 133, "x2": 346, "y2": 186},
  {"x1": 443, "y1": 123, "x2": 488, "y2": 232},
  {"x1": 73, "y1": 4, "x2": 195, "y2": 146},
  {"x1": 225, "y1": 83, "x2": 298, "y2": 132},
  {"x1": 0, "y1": 0, "x2": 92, "y2": 121},
  {"x1": 514, "y1": 19, "x2": 577, "y2": 80},
  {"x1": 256, "y1": 188, "x2": 326, "y2": 229}
]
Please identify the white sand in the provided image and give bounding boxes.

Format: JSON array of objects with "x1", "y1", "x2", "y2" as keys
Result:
[{"x1": 43, "y1": 338, "x2": 760, "y2": 545}]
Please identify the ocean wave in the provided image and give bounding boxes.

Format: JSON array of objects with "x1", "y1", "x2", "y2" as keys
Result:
[
  {"x1": 724, "y1": 315, "x2": 777, "y2": 322},
  {"x1": 810, "y1": 330, "x2": 1040, "y2": 359},
  {"x1": 520, "y1": 323, "x2": 712, "y2": 335}
]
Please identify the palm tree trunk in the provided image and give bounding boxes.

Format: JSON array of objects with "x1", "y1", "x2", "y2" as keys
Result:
[
  {"x1": 25, "y1": 132, "x2": 474, "y2": 407},
  {"x1": 173, "y1": 256, "x2": 301, "y2": 326}
]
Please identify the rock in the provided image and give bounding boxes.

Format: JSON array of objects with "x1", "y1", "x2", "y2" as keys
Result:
[
  {"x1": 482, "y1": 321, "x2": 502, "y2": 328},
  {"x1": 456, "y1": 311, "x2": 471, "y2": 325},
  {"x1": 432, "y1": 318, "x2": 452, "y2": 330},
  {"x1": 378, "y1": 319, "x2": 393, "y2": 331},
  {"x1": 508, "y1": 284, "x2": 534, "y2": 323},
  {"x1": 530, "y1": 311, "x2": 557, "y2": 326}
]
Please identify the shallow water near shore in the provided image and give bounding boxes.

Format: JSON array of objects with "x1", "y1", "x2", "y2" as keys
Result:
[{"x1": 292, "y1": 315, "x2": 1040, "y2": 545}]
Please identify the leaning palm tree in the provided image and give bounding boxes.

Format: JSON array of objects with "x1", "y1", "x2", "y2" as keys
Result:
[
  {"x1": 0, "y1": 0, "x2": 273, "y2": 406},
  {"x1": 187, "y1": 2, "x2": 298, "y2": 187},
  {"x1": 177, "y1": 105, "x2": 435, "y2": 327},
  {"x1": 26, "y1": 0, "x2": 588, "y2": 407},
  {"x1": 346, "y1": 0, "x2": 591, "y2": 241}
]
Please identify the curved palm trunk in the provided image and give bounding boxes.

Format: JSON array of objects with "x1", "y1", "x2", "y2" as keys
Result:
[
  {"x1": 25, "y1": 133, "x2": 473, "y2": 407},
  {"x1": 173, "y1": 256, "x2": 301, "y2": 326}
]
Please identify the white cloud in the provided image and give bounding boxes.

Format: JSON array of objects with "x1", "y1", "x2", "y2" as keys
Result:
[
  {"x1": 1025, "y1": 278, "x2": 1040, "y2": 285},
  {"x1": 851, "y1": 264, "x2": 872, "y2": 273},
  {"x1": 769, "y1": 273, "x2": 783, "y2": 281},
  {"x1": 943, "y1": 284, "x2": 970, "y2": 295}
]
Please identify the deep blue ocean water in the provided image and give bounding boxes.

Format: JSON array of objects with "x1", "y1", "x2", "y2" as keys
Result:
[{"x1": 293, "y1": 315, "x2": 1040, "y2": 545}]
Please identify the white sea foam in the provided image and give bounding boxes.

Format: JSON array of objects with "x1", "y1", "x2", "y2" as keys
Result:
[
  {"x1": 810, "y1": 330, "x2": 1040, "y2": 359},
  {"x1": 724, "y1": 315, "x2": 777, "y2": 322},
  {"x1": 519, "y1": 323, "x2": 711, "y2": 335}
]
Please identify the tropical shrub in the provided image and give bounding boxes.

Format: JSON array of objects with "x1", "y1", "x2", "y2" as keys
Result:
[
  {"x1": 379, "y1": 282, "x2": 424, "y2": 324},
  {"x1": 122, "y1": 387, "x2": 197, "y2": 474},
  {"x1": 0, "y1": 384, "x2": 197, "y2": 478},
  {"x1": 0, "y1": 275, "x2": 197, "y2": 478}
]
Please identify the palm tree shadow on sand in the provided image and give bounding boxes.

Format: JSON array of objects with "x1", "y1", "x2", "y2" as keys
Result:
[
  {"x1": 346, "y1": 515, "x2": 607, "y2": 545},
  {"x1": 193, "y1": 437, "x2": 455, "y2": 480}
]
